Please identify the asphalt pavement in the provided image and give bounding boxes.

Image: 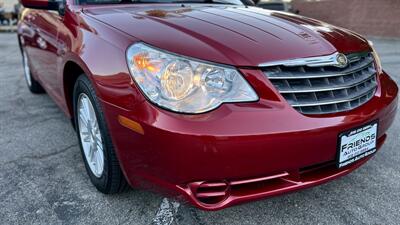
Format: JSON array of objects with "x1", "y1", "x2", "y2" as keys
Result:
[{"x1": 0, "y1": 33, "x2": 399, "y2": 225}]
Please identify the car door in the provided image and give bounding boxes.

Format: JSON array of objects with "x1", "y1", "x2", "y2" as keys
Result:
[
  {"x1": 20, "y1": 9, "x2": 41, "y2": 78},
  {"x1": 28, "y1": 8, "x2": 62, "y2": 100}
]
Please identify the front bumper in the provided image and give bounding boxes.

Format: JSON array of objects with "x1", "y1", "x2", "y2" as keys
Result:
[{"x1": 100, "y1": 70, "x2": 398, "y2": 210}]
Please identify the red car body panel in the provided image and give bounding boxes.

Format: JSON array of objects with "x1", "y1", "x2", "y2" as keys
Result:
[
  {"x1": 82, "y1": 5, "x2": 370, "y2": 67},
  {"x1": 18, "y1": 0, "x2": 398, "y2": 210}
]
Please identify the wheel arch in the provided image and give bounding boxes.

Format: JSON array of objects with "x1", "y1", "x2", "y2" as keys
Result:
[{"x1": 62, "y1": 58, "x2": 95, "y2": 127}]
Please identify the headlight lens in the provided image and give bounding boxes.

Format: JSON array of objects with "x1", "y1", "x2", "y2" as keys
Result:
[
  {"x1": 126, "y1": 43, "x2": 259, "y2": 113},
  {"x1": 368, "y1": 41, "x2": 383, "y2": 74}
]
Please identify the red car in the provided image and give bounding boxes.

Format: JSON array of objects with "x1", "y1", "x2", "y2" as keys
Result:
[{"x1": 18, "y1": 0, "x2": 398, "y2": 210}]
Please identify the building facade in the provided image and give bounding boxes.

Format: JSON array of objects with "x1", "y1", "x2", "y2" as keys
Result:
[{"x1": 292, "y1": 0, "x2": 400, "y2": 38}]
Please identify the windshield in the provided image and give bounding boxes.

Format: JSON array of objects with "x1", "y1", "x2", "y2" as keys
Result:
[{"x1": 79, "y1": 0, "x2": 245, "y2": 5}]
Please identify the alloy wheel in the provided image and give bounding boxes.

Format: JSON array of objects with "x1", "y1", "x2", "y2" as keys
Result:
[{"x1": 77, "y1": 93, "x2": 105, "y2": 178}]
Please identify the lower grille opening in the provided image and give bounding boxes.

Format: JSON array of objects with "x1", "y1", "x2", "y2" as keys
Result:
[
  {"x1": 189, "y1": 172, "x2": 289, "y2": 205},
  {"x1": 196, "y1": 195, "x2": 227, "y2": 205},
  {"x1": 194, "y1": 181, "x2": 229, "y2": 205},
  {"x1": 230, "y1": 177, "x2": 291, "y2": 197}
]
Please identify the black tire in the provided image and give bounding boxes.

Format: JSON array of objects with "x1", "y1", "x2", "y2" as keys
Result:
[
  {"x1": 21, "y1": 49, "x2": 45, "y2": 94},
  {"x1": 73, "y1": 75, "x2": 128, "y2": 194}
]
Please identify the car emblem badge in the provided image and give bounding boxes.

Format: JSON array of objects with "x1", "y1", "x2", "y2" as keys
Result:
[{"x1": 336, "y1": 53, "x2": 348, "y2": 68}]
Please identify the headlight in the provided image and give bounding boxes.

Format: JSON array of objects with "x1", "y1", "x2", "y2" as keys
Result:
[
  {"x1": 368, "y1": 41, "x2": 383, "y2": 74},
  {"x1": 126, "y1": 43, "x2": 259, "y2": 114}
]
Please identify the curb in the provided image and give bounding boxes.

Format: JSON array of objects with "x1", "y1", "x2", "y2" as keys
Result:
[{"x1": 0, "y1": 26, "x2": 17, "y2": 33}]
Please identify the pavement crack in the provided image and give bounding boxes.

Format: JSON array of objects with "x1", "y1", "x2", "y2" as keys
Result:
[
  {"x1": 24, "y1": 116, "x2": 64, "y2": 128},
  {"x1": 3, "y1": 144, "x2": 78, "y2": 165}
]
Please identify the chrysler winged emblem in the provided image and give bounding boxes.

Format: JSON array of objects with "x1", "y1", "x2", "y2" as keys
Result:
[{"x1": 336, "y1": 53, "x2": 348, "y2": 68}]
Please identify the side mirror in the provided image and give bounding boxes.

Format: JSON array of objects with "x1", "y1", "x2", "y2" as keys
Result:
[
  {"x1": 21, "y1": 0, "x2": 63, "y2": 11},
  {"x1": 21, "y1": 0, "x2": 65, "y2": 15}
]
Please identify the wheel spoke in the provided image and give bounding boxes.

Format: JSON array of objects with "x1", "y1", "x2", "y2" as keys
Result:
[
  {"x1": 93, "y1": 133, "x2": 102, "y2": 143},
  {"x1": 94, "y1": 126, "x2": 102, "y2": 142},
  {"x1": 82, "y1": 132, "x2": 91, "y2": 142},
  {"x1": 84, "y1": 98, "x2": 92, "y2": 121},
  {"x1": 92, "y1": 119, "x2": 99, "y2": 134},
  {"x1": 89, "y1": 103, "x2": 96, "y2": 123},
  {"x1": 89, "y1": 144, "x2": 96, "y2": 162},
  {"x1": 95, "y1": 140, "x2": 103, "y2": 151},
  {"x1": 79, "y1": 106, "x2": 88, "y2": 127},
  {"x1": 78, "y1": 109, "x2": 90, "y2": 143}
]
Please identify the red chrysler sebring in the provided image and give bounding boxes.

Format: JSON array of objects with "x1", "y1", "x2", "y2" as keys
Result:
[{"x1": 18, "y1": 0, "x2": 398, "y2": 210}]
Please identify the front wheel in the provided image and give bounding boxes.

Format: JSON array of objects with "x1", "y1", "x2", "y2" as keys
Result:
[
  {"x1": 22, "y1": 50, "x2": 45, "y2": 94},
  {"x1": 73, "y1": 75, "x2": 128, "y2": 194}
]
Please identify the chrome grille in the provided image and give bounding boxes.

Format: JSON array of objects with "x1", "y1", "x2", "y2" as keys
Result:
[{"x1": 263, "y1": 52, "x2": 377, "y2": 115}]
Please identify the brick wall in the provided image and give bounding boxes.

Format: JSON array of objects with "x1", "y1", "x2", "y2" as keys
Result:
[{"x1": 291, "y1": 0, "x2": 400, "y2": 38}]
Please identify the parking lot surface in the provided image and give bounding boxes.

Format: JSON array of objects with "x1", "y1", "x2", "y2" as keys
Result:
[{"x1": 0, "y1": 33, "x2": 399, "y2": 225}]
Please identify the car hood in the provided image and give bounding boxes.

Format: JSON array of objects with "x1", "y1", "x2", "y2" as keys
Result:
[{"x1": 83, "y1": 4, "x2": 370, "y2": 67}]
